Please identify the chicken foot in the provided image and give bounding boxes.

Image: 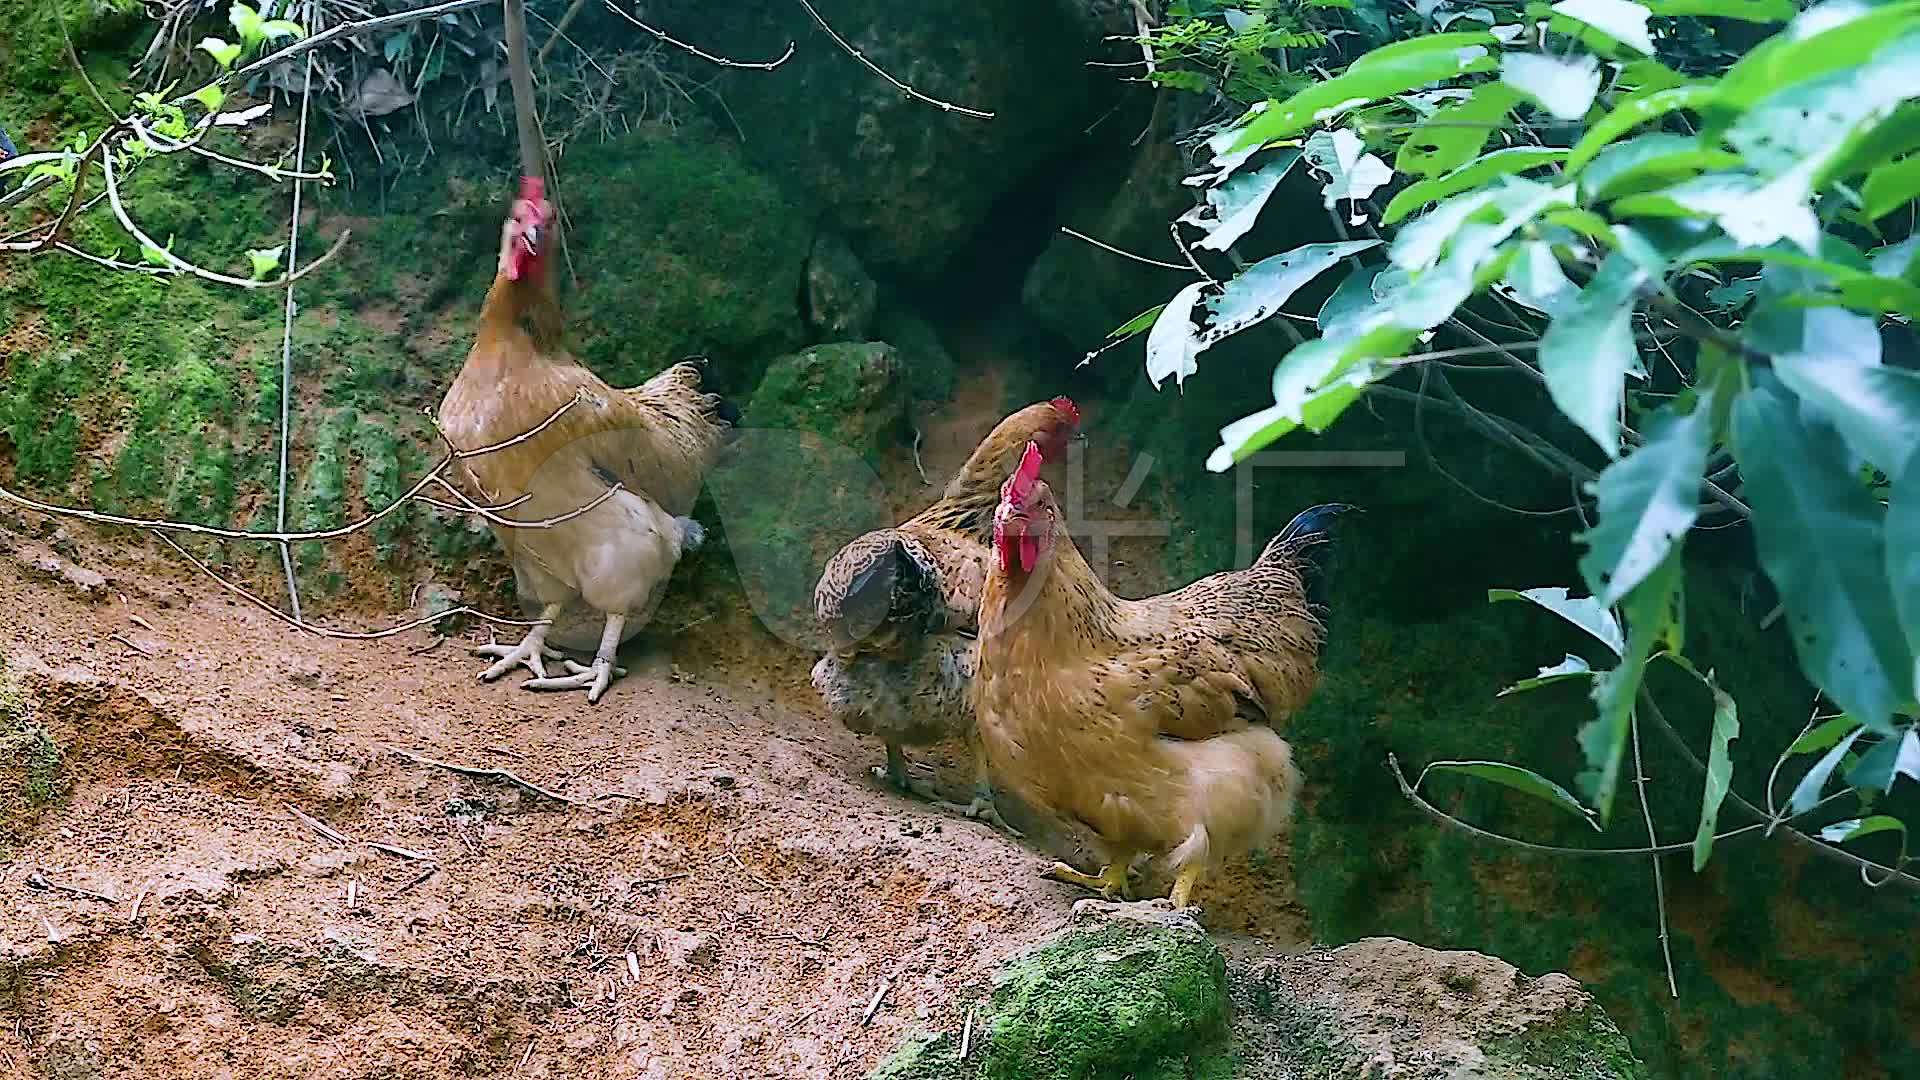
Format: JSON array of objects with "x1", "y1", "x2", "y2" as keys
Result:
[
  {"x1": 1167, "y1": 865, "x2": 1204, "y2": 910},
  {"x1": 524, "y1": 612, "x2": 627, "y2": 704},
  {"x1": 876, "y1": 746, "x2": 1025, "y2": 838},
  {"x1": 475, "y1": 603, "x2": 567, "y2": 681},
  {"x1": 1044, "y1": 859, "x2": 1133, "y2": 901}
]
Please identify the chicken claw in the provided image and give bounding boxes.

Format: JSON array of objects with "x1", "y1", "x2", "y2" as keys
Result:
[
  {"x1": 1045, "y1": 860, "x2": 1132, "y2": 900},
  {"x1": 524, "y1": 657, "x2": 624, "y2": 703},
  {"x1": 521, "y1": 613, "x2": 627, "y2": 704},
  {"x1": 475, "y1": 602, "x2": 567, "y2": 682},
  {"x1": 933, "y1": 789, "x2": 1024, "y2": 839}
]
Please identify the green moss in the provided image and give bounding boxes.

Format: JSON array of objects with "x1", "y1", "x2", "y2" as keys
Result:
[
  {"x1": 874, "y1": 307, "x2": 956, "y2": 404},
  {"x1": 981, "y1": 921, "x2": 1231, "y2": 1080},
  {"x1": 0, "y1": 661, "x2": 65, "y2": 841},
  {"x1": 1484, "y1": 1007, "x2": 1652, "y2": 1080},
  {"x1": 870, "y1": 1032, "x2": 975, "y2": 1080},
  {"x1": 745, "y1": 343, "x2": 906, "y2": 459}
]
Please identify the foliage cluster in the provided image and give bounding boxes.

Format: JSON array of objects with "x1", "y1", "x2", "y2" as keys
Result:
[{"x1": 1130, "y1": 0, "x2": 1920, "y2": 888}]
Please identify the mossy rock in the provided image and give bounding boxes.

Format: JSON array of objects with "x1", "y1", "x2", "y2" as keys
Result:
[
  {"x1": 870, "y1": 903, "x2": 1233, "y2": 1080},
  {"x1": 874, "y1": 307, "x2": 958, "y2": 405},
  {"x1": 0, "y1": 661, "x2": 65, "y2": 843},
  {"x1": 744, "y1": 342, "x2": 907, "y2": 461}
]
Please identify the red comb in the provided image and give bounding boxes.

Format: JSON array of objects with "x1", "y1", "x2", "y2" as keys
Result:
[
  {"x1": 1050, "y1": 396, "x2": 1080, "y2": 428},
  {"x1": 1001, "y1": 440, "x2": 1044, "y2": 507}
]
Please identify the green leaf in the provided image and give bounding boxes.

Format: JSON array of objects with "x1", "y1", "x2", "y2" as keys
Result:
[
  {"x1": 1204, "y1": 355, "x2": 1388, "y2": 470},
  {"x1": 1690, "y1": 667, "x2": 1740, "y2": 871},
  {"x1": 1182, "y1": 151, "x2": 1302, "y2": 251},
  {"x1": 1203, "y1": 240, "x2": 1381, "y2": 346},
  {"x1": 1863, "y1": 157, "x2": 1920, "y2": 222},
  {"x1": 1567, "y1": 84, "x2": 1718, "y2": 172},
  {"x1": 1395, "y1": 83, "x2": 1521, "y2": 179},
  {"x1": 1898, "y1": 728, "x2": 1920, "y2": 783},
  {"x1": 186, "y1": 83, "x2": 227, "y2": 114},
  {"x1": 1106, "y1": 304, "x2": 1167, "y2": 342},
  {"x1": 1846, "y1": 728, "x2": 1914, "y2": 793},
  {"x1": 1581, "y1": 134, "x2": 1741, "y2": 200},
  {"x1": 261, "y1": 18, "x2": 304, "y2": 40},
  {"x1": 1789, "y1": 716, "x2": 1864, "y2": 756},
  {"x1": 1501, "y1": 240, "x2": 1579, "y2": 315},
  {"x1": 1581, "y1": 551, "x2": 1682, "y2": 822},
  {"x1": 1767, "y1": 311, "x2": 1920, "y2": 475},
  {"x1": 140, "y1": 242, "x2": 171, "y2": 268},
  {"x1": 1318, "y1": 264, "x2": 1384, "y2": 337},
  {"x1": 1716, "y1": 3, "x2": 1920, "y2": 112},
  {"x1": 1540, "y1": 253, "x2": 1647, "y2": 459},
  {"x1": 1501, "y1": 52, "x2": 1601, "y2": 122},
  {"x1": 1891, "y1": 452, "x2": 1920, "y2": 693},
  {"x1": 1578, "y1": 396, "x2": 1714, "y2": 606},
  {"x1": 198, "y1": 36, "x2": 243, "y2": 69},
  {"x1": 1551, "y1": 0, "x2": 1655, "y2": 54},
  {"x1": 1818, "y1": 816, "x2": 1908, "y2": 862},
  {"x1": 228, "y1": 1, "x2": 265, "y2": 47},
  {"x1": 1489, "y1": 587, "x2": 1625, "y2": 656},
  {"x1": 1791, "y1": 726, "x2": 1868, "y2": 813},
  {"x1": 1232, "y1": 40, "x2": 1499, "y2": 149},
  {"x1": 1146, "y1": 282, "x2": 1208, "y2": 389},
  {"x1": 247, "y1": 245, "x2": 285, "y2": 280},
  {"x1": 1383, "y1": 147, "x2": 1567, "y2": 224},
  {"x1": 1733, "y1": 376, "x2": 1913, "y2": 735},
  {"x1": 1498, "y1": 654, "x2": 1598, "y2": 696},
  {"x1": 1420, "y1": 761, "x2": 1602, "y2": 828},
  {"x1": 1642, "y1": 0, "x2": 1792, "y2": 20}
]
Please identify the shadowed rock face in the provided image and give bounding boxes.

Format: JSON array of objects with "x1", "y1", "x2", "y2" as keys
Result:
[{"x1": 869, "y1": 902, "x2": 1647, "y2": 1080}]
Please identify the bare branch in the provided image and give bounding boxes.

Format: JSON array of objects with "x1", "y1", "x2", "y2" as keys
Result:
[
  {"x1": 1058, "y1": 225, "x2": 1193, "y2": 272},
  {"x1": 792, "y1": 0, "x2": 995, "y2": 119},
  {"x1": 603, "y1": 2, "x2": 796, "y2": 70}
]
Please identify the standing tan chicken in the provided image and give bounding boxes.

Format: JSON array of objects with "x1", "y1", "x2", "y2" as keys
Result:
[
  {"x1": 977, "y1": 442, "x2": 1349, "y2": 907},
  {"x1": 810, "y1": 397, "x2": 1081, "y2": 818},
  {"x1": 438, "y1": 180, "x2": 736, "y2": 702}
]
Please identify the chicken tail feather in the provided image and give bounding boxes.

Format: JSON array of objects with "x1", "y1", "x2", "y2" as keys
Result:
[{"x1": 1260, "y1": 502, "x2": 1355, "y2": 613}]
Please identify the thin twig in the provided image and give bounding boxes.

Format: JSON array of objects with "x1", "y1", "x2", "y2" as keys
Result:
[
  {"x1": 216, "y1": 0, "x2": 499, "y2": 92},
  {"x1": 367, "y1": 842, "x2": 435, "y2": 862},
  {"x1": 25, "y1": 871, "x2": 118, "y2": 904},
  {"x1": 961, "y1": 1004, "x2": 977, "y2": 1059},
  {"x1": 602, "y1": 2, "x2": 795, "y2": 69},
  {"x1": 1058, "y1": 225, "x2": 1191, "y2": 272},
  {"x1": 388, "y1": 746, "x2": 583, "y2": 806},
  {"x1": 860, "y1": 976, "x2": 894, "y2": 1025},
  {"x1": 792, "y1": 0, "x2": 994, "y2": 118},
  {"x1": 276, "y1": 5, "x2": 318, "y2": 625},
  {"x1": 911, "y1": 426, "x2": 930, "y2": 486},
  {"x1": 1629, "y1": 714, "x2": 1680, "y2": 999},
  {"x1": 288, "y1": 803, "x2": 353, "y2": 845}
]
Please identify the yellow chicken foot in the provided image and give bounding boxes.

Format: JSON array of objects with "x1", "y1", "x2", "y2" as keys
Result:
[
  {"x1": 1168, "y1": 865, "x2": 1205, "y2": 910},
  {"x1": 525, "y1": 613, "x2": 628, "y2": 703},
  {"x1": 475, "y1": 603, "x2": 566, "y2": 681},
  {"x1": 1045, "y1": 860, "x2": 1132, "y2": 900}
]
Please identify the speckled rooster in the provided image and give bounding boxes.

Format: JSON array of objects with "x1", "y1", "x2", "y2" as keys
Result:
[
  {"x1": 810, "y1": 398, "x2": 1081, "y2": 821},
  {"x1": 436, "y1": 179, "x2": 736, "y2": 703},
  {"x1": 977, "y1": 442, "x2": 1350, "y2": 907}
]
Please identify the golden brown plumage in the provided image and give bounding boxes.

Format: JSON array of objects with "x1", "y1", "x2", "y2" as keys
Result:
[
  {"x1": 810, "y1": 398, "x2": 1081, "y2": 812},
  {"x1": 437, "y1": 189, "x2": 735, "y2": 702},
  {"x1": 976, "y1": 443, "x2": 1348, "y2": 906}
]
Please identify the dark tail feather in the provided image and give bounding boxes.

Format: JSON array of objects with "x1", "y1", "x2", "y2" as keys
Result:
[
  {"x1": 682, "y1": 354, "x2": 742, "y2": 426},
  {"x1": 1260, "y1": 502, "x2": 1355, "y2": 613}
]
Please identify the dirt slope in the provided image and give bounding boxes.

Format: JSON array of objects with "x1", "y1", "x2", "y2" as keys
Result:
[{"x1": 0, "y1": 426, "x2": 1307, "y2": 1079}]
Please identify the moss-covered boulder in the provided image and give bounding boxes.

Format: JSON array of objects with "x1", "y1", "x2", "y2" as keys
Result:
[
  {"x1": 1231, "y1": 937, "x2": 1648, "y2": 1079},
  {"x1": 871, "y1": 902, "x2": 1234, "y2": 1080},
  {"x1": 745, "y1": 342, "x2": 907, "y2": 460}
]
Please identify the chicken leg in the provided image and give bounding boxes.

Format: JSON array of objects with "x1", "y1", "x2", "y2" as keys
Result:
[
  {"x1": 475, "y1": 602, "x2": 567, "y2": 681},
  {"x1": 1168, "y1": 864, "x2": 1204, "y2": 910},
  {"x1": 1045, "y1": 859, "x2": 1133, "y2": 900},
  {"x1": 524, "y1": 612, "x2": 628, "y2": 703}
]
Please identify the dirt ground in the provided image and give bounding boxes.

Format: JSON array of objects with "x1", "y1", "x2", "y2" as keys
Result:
[{"x1": 0, "y1": 386, "x2": 1309, "y2": 1079}]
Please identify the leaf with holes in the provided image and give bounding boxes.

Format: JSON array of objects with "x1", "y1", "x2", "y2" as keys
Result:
[
  {"x1": 1420, "y1": 761, "x2": 1601, "y2": 828},
  {"x1": 1498, "y1": 654, "x2": 1597, "y2": 696},
  {"x1": 1502, "y1": 52, "x2": 1602, "y2": 121},
  {"x1": 1304, "y1": 130, "x2": 1395, "y2": 211},
  {"x1": 1396, "y1": 82, "x2": 1521, "y2": 178},
  {"x1": 1578, "y1": 396, "x2": 1715, "y2": 606},
  {"x1": 1686, "y1": 665, "x2": 1740, "y2": 870},
  {"x1": 1146, "y1": 283, "x2": 1209, "y2": 390},
  {"x1": 1202, "y1": 240, "x2": 1380, "y2": 347},
  {"x1": 1183, "y1": 151, "x2": 1303, "y2": 251},
  {"x1": 1846, "y1": 728, "x2": 1915, "y2": 793},
  {"x1": 1734, "y1": 376, "x2": 1912, "y2": 735},
  {"x1": 1489, "y1": 587, "x2": 1625, "y2": 657},
  {"x1": 1540, "y1": 253, "x2": 1647, "y2": 459},
  {"x1": 1552, "y1": 0, "x2": 1656, "y2": 53}
]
